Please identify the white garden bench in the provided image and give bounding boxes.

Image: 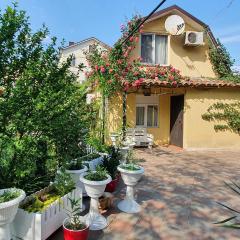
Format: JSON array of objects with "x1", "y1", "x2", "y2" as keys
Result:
[{"x1": 125, "y1": 128, "x2": 154, "y2": 148}]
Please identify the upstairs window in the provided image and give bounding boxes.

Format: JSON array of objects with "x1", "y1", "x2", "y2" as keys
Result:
[
  {"x1": 89, "y1": 44, "x2": 96, "y2": 52},
  {"x1": 71, "y1": 55, "x2": 76, "y2": 67},
  {"x1": 141, "y1": 34, "x2": 168, "y2": 65}
]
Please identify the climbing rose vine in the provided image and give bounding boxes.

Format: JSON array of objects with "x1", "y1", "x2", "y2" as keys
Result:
[{"x1": 86, "y1": 15, "x2": 184, "y2": 97}]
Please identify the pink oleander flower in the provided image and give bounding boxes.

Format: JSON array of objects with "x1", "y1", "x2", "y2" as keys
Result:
[{"x1": 129, "y1": 36, "x2": 134, "y2": 42}]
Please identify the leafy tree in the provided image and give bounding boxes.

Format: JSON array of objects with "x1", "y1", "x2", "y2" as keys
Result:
[{"x1": 0, "y1": 3, "x2": 92, "y2": 193}]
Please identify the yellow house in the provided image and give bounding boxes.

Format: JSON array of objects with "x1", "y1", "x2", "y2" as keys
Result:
[{"x1": 107, "y1": 5, "x2": 240, "y2": 150}]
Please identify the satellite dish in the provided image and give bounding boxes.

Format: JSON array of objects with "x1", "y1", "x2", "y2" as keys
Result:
[{"x1": 165, "y1": 15, "x2": 185, "y2": 35}]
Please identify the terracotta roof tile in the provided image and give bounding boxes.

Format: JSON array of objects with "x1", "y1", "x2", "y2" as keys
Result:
[{"x1": 142, "y1": 77, "x2": 240, "y2": 88}]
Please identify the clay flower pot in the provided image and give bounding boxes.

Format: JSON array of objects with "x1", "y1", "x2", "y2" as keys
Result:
[
  {"x1": 63, "y1": 218, "x2": 89, "y2": 240},
  {"x1": 117, "y1": 165, "x2": 144, "y2": 213},
  {"x1": 0, "y1": 188, "x2": 25, "y2": 240},
  {"x1": 80, "y1": 172, "x2": 111, "y2": 230},
  {"x1": 105, "y1": 178, "x2": 118, "y2": 193}
]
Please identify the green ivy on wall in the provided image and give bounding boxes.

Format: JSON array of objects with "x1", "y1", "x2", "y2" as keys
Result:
[
  {"x1": 202, "y1": 102, "x2": 240, "y2": 134},
  {"x1": 208, "y1": 38, "x2": 240, "y2": 83},
  {"x1": 202, "y1": 35, "x2": 240, "y2": 134}
]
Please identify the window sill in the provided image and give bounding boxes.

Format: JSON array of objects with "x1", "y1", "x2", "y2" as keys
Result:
[{"x1": 140, "y1": 62, "x2": 169, "y2": 67}]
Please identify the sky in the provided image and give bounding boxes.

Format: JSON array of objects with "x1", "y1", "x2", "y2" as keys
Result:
[{"x1": 1, "y1": 0, "x2": 240, "y2": 66}]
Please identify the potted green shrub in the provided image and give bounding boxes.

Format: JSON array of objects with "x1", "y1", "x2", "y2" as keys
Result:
[
  {"x1": 80, "y1": 166, "x2": 111, "y2": 230},
  {"x1": 65, "y1": 158, "x2": 88, "y2": 195},
  {"x1": 63, "y1": 197, "x2": 89, "y2": 240},
  {"x1": 117, "y1": 163, "x2": 144, "y2": 213},
  {"x1": 81, "y1": 153, "x2": 103, "y2": 171},
  {"x1": 0, "y1": 188, "x2": 25, "y2": 240}
]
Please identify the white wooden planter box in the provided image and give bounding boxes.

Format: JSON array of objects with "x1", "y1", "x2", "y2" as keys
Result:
[{"x1": 11, "y1": 187, "x2": 82, "y2": 240}]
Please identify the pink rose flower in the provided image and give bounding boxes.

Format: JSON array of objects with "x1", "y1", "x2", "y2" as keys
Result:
[
  {"x1": 100, "y1": 66, "x2": 106, "y2": 73},
  {"x1": 129, "y1": 36, "x2": 134, "y2": 42}
]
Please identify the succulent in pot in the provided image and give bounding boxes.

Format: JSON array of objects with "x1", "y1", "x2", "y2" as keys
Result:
[
  {"x1": 117, "y1": 163, "x2": 144, "y2": 213},
  {"x1": 80, "y1": 166, "x2": 111, "y2": 230},
  {"x1": 63, "y1": 197, "x2": 89, "y2": 240},
  {"x1": 0, "y1": 188, "x2": 26, "y2": 240}
]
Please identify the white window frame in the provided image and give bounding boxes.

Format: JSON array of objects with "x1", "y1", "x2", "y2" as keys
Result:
[
  {"x1": 136, "y1": 104, "x2": 159, "y2": 128},
  {"x1": 140, "y1": 33, "x2": 169, "y2": 66}
]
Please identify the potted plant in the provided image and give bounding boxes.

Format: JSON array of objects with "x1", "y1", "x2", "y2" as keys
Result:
[
  {"x1": 117, "y1": 163, "x2": 144, "y2": 213},
  {"x1": 65, "y1": 158, "x2": 88, "y2": 195},
  {"x1": 11, "y1": 170, "x2": 83, "y2": 240},
  {"x1": 110, "y1": 132, "x2": 120, "y2": 146},
  {"x1": 0, "y1": 188, "x2": 25, "y2": 240},
  {"x1": 102, "y1": 147, "x2": 121, "y2": 192},
  {"x1": 63, "y1": 197, "x2": 89, "y2": 240},
  {"x1": 81, "y1": 153, "x2": 104, "y2": 171},
  {"x1": 80, "y1": 166, "x2": 111, "y2": 230}
]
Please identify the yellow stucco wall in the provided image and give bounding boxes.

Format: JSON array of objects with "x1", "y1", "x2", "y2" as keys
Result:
[
  {"x1": 107, "y1": 88, "x2": 180, "y2": 146},
  {"x1": 184, "y1": 88, "x2": 240, "y2": 149},
  {"x1": 107, "y1": 93, "x2": 123, "y2": 135},
  {"x1": 125, "y1": 93, "x2": 170, "y2": 145},
  {"x1": 130, "y1": 14, "x2": 217, "y2": 78},
  {"x1": 107, "y1": 88, "x2": 240, "y2": 149}
]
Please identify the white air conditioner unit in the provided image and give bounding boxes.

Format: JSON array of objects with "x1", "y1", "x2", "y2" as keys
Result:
[{"x1": 184, "y1": 31, "x2": 204, "y2": 46}]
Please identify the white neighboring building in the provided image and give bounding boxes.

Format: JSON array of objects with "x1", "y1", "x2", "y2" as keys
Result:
[{"x1": 60, "y1": 37, "x2": 110, "y2": 83}]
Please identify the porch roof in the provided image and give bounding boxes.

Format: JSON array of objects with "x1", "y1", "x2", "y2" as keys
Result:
[{"x1": 141, "y1": 77, "x2": 240, "y2": 89}]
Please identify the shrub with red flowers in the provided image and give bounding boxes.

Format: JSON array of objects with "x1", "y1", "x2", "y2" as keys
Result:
[{"x1": 86, "y1": 15, "x2": 184, "y2": 97}]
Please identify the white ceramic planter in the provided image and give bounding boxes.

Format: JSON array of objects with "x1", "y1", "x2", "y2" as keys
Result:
[
  {"x1": 119, "y1": 146, "x2": 130, "y2": 164},
  {"x1": 80, "y1": 172, "x2": 111, "y2": 231},
  {"x1": 66, "y1": 165, "x2": 88, "y2": 195},
  {"x1": 83, "y1": 156, "x2": 103, "y2": 171},
  {"x1": 117, "y1": 165, "x2": 144, "y2": 213},
  {"x1": 11, "y1": 187, "x2": 82, "y2": 240},
  {"x1": 0, "y1": 189, "x2": 25, "y2": 240},
  {"x1": 110, "y1": 133, "x2": 119, "y2": 146}
]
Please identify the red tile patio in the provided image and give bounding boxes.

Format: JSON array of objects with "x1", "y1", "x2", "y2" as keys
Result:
[{"x1": 49, "y1": 147, "x2": 240, "y2": 240}]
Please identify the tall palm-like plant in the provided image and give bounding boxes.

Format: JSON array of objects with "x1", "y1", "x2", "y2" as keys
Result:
[{"x1": 215, "y1": 181, "x2": 240, "y2": 228}]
